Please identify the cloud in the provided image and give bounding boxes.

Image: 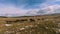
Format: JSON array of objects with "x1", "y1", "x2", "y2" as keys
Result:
[
  {"x1": 0, "y1": 0, "x2": 46, "y2": 8},
  {"x1": 55, "y1": 0, "x2": 60, "y2": 1},
  {"x1": 0, "y1": 0, "x2": 58, "y2": 9},
  {"x1": 0, "y1": 0, "x2": 60, "y2": 17},
  {"x1": 0, "y1": 3, "x2": 29, "y2": 16},
  {"x1": 25, "y1": 4, "x2": 60, "y2": 16},
  {"x1": 40, "y1": 4, "x2": 60, "y2": 14},
  {"x1": 23, "y1": 0, "x2": 60, "y2": 9}
]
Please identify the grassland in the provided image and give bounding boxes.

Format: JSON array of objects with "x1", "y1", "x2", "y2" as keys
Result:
[{"x1": 0, "y1": 14, "x2": 60, "y2": 34}]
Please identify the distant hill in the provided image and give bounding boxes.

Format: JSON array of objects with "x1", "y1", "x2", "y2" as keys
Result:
[
  {"x1": 0, "y1": 16, "x2": 7, "y2": 18},
  {"x1": 0, "y1": 13, "x2": 60, "y2": 18},
  {"x1": 10, "y1": 13, "x2": 60, "y2": 18}
]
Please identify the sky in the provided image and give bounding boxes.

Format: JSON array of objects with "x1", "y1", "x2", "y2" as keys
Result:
[{"x1": 0, "y1": 0, "x2": 60, "y2": 16}]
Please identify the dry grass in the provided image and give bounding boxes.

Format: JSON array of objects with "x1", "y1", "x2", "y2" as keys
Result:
[{"x1": 0, "y1": 15, "x2": 59, "y2": 34}]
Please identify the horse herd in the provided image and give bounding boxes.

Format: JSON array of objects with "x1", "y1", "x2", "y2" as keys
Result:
[{"x1": 6, "y1": 18, "x2": 43, "y2": 24}]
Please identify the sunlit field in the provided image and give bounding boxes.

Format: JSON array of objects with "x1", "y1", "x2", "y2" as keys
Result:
[{"x1": 0, "y1": 14, "x2": 60, "y2": 34}]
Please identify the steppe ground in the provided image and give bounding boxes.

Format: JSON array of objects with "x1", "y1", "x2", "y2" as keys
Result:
[{"x1": 0, "y1": 15, "x2": 60, "y2": 34}]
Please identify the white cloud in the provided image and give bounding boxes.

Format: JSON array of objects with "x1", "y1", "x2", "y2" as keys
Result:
[
  {"x1": 26, "y1": 4, "x2": 60, "y2": 15},
  {"x1": 0, "y1": 0, "x2": 60, "y2": 17},
  {"x1": 0, "y1": 4, "x2": 60, "y2": 17},
  {"x1": 40, "y1": 4, "x2": 60, "y2": 14},
  {"x1": 55, "y1": 0, "x2": 60, "y2": 1},
  {"x1": 0, "y1": 3, "x2": 29, "y2": 16}
]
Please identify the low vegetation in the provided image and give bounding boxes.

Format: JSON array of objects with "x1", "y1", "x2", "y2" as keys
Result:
[{"x1": 0, "y1": 14, "x2": 60, "y2": 34}]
